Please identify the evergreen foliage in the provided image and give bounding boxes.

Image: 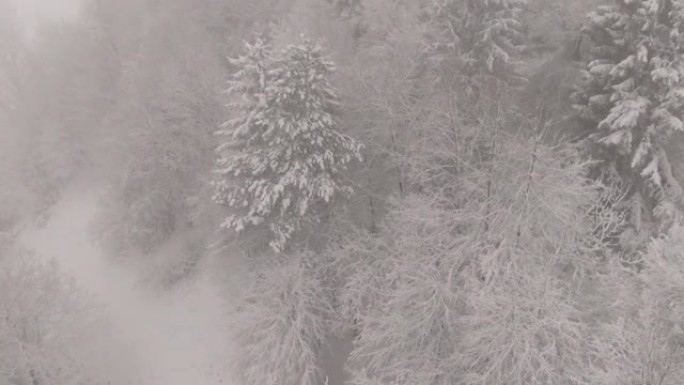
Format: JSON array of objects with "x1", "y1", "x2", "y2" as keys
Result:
[
  {"x1": 213, "y1": 37, "x2": 363, "y2": 252},
  {"x1": 574, "y1": 0, "x2": 684, "y2": 239},
  {"x1": 10, "y1": 0, "x2": 684, "y2": 383},
  {"x1": 424, "y1": 0, "x2": 528, "y2": 84}
]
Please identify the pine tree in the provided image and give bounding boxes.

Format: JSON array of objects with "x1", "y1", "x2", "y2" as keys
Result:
[
  {"x1": 424, "y1": 0, "x2": 528, "y2": 85},
  {"x1": 213, "y1": 37, "x2": 363, "y2": 252},
  {"x1": 574, "y1": 0, "x2": 684, "y2": 241}
]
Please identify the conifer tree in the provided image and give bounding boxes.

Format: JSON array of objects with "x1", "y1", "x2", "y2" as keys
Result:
[
  {"x1": 213, "y1": 37, "x2": 363, "y2": 252},
  {"x1": 424, "y1": 0, "x2": 528, "y2": 85},
  {"x1": 222, "y1": 37, "x2": 272, "y2": 133},
  {"x1": 574, "y1": 0, "x2": 684, "y2": 241}
]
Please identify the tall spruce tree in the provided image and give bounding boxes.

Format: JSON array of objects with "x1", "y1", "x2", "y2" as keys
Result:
[
  {"x1": 424, "y1": 0, "x2": 528, "y2": 84},
  {"x1": 213, "y1": 37, "x2": 363, "y2": 253},
  {"x1": 574, "y1": 0, "x2": 684, "y2": 244}
]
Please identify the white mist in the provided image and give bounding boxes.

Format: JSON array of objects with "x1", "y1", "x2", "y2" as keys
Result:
[{"x1": 18, "y1": 183, "x2": 235, "y2": 385}]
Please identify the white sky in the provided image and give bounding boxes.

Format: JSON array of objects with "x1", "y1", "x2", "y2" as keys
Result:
[{"x1": 14, "y1": 0, "x2": 81, "y2": 32}]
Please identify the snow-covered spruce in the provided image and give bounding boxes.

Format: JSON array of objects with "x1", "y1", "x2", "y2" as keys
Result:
[
  {"x1": 425, "y1": 0, "x2": 528, "y2": 82},
  {"x1": 213, "y1": 37, "x2": 363, "y2": 252},
  {"x1": 574, "y1": 0, "x2": 684, "y2": 237}
]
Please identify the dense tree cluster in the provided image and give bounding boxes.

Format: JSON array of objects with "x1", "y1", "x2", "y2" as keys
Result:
[{"x1": 4, "y1": 0, "x2": 684, "y2": 384}]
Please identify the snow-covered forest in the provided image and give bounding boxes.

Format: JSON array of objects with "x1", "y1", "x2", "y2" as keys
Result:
[{"x1": 4, "y1": 0, "x2": 684, "y2": 384}]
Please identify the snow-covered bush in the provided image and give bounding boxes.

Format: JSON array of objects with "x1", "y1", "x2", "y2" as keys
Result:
[
  {"x1": 584, "y1": 219, "x2": 684, "y2": 385},
  {"x1": 632, "y1": 222, "x2": 684, "y2": 384},
  {"x1": 233, "y1": 250, "x2": 334, "y2": 385},
  {"x1": 213, "y1": 37, "x2": 363, "y2": 252},
  {"x1": 335, "y1": 112, "x2": 626, "y2": 385},
  {"x1": 0, "y1": 253, "x2": 110, "y2": 385}
]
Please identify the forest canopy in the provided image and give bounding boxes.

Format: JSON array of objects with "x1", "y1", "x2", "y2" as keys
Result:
[{"x1": 3, "y1": 0, "x2": 684, "y2": 385}]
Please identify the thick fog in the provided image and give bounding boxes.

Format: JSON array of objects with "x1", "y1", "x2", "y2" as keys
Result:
[
  {"x1": 13, "y1": 0, "x2": 81, "y2": 36},
  {"x1": 17, "y1": 183, "x2": 234, "y2": 384},
  {"x1": 4, "y1": 1, "x2": 684, "y2": 385},
  {"x1": 2, "y1": 1, "x2": 242, "y2": 383}
]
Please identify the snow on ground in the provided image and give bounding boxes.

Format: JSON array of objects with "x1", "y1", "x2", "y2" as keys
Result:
[{"x1": 17, "y1": 183, "x2": 236, "y2": 385}]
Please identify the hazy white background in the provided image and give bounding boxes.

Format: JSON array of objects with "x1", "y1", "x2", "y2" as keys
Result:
[
  {"x1": 7, "y1": 4, "x2": 237, "y2": 383},
  {"x1": 14, "y1": 0, "x2": 81, "y2": 33}
]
